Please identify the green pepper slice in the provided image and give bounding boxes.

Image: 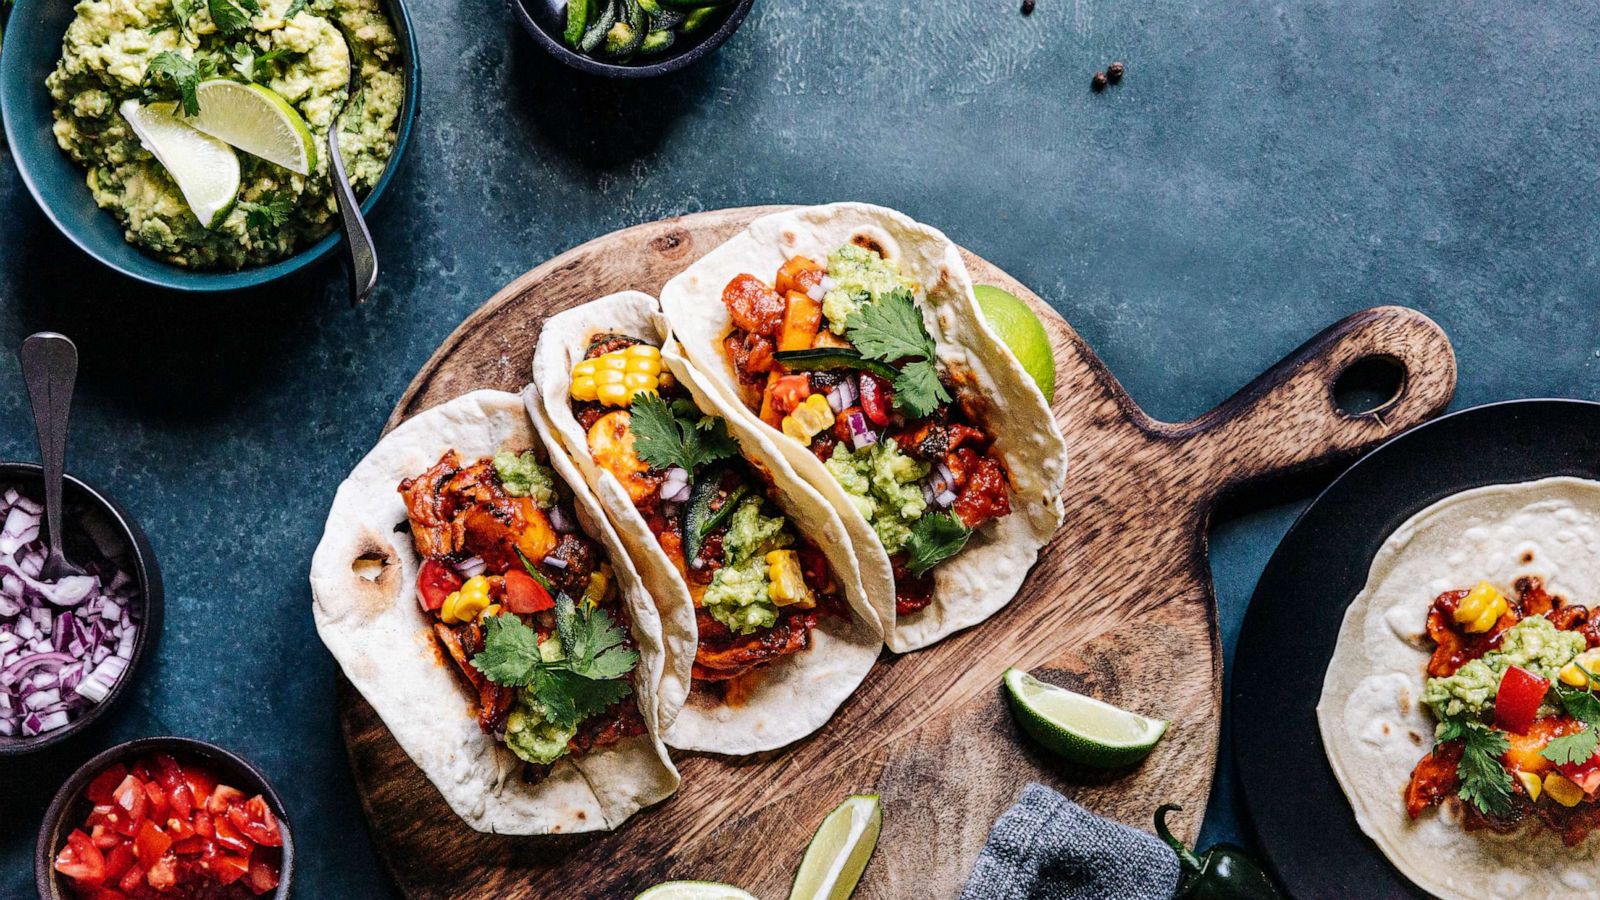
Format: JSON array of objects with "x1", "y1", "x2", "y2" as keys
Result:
[
  {"x1": 771, "y1": 348, "x2": 899, "y2": 381},
  {"x1": 683, "y1": 471, "x2": 750, "y2": 563}
]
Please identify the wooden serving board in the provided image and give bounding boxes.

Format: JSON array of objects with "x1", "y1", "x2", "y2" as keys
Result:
[{"x1": 337, "y1": 206, "x2": 1456, "y2": 899}]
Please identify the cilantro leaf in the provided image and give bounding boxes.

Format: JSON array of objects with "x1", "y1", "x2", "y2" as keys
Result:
[
  {"x1": 533, "y1": 667, "x2": 631, "y2": 729},
  {"x1": 905, "y1": 512, "x2": 972, "y2": 577},
  {"x1": 143, "y1": 52, "x2": 217, "y2": 116},
  {"x1": 239, "y1": 197, "x2": 292, "y2": 231},
  {"x1": 892, "y1": 358, "x2": 951, "y2": 419},
  {"x1": 469, "y1": 614, "x2": 544, "y2": 686},
  {"x1": 847, "y1": 288, "x2": 934, "y2": 363},
  {"x1": 170, "y1": 0, "x2": 201, "y2": 36},
  {"x1": 284, "y1": 0, "x2": 307, "y2": 16},
  {"x1": 629, "y1": 391, "x2": 738, "y2": 475},
  {"x1": 229, "y1": 42, "x2": 287, "y2": 83},
  {"x1": 1555, "y1": 675, "x2": 1600, "y2": 726},
  {"x1": 1443, "y1": 719, "x2": 1513, "y2": 817},
  {"x1": 206, "y1": 0, "x2": 256, "y2": 37},
  {"x1": 1543, "y1": 729, "x2": 1600, "y2": 767},
  {"x1": 554, "y1": 593, "x2": 637, "y2": 679},
  {"x1": 341, "y1": 89, "x2": 367, "y2": 133}
]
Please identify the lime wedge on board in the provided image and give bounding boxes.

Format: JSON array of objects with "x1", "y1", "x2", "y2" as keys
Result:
[
  {"x1": 1003, "y1": 668, "x2": 1167, "y2": 767},
  {"x1": 973, "y1": 284, "x2": 1057, "y2": 401},
  {"x1": 788, "y1": 794, "x2": 882, "y2": 900},
  {"x1": 184, "y1": 80, "x2": 316, "y2": 176},
  {"x1": 635, "y1": 882, "x2": 758, "y2": 900},
  {"x1": 118, "y1": 99, "x2": 240, "y2": 229}
]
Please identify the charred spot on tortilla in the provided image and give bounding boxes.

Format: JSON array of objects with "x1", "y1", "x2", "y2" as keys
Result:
[
  {"x1": 1522, "y1": 550, "x2": 1536, "y2": 564},
  {"x1": 1397, "y1": 689, "x2": 1411, "y2": 716},
  {"x1": 1408, "y1": 730, "x2": 1423, "y2": 745},
  {"x1": 850, "y1": 232, "x2": 888, "y2": 257},
  {"x1": 1381, "y1": 723, "x2": 1390, "y2": 735},
  {"x1": 351, "y1": 549, "x2": 392, "y2": 583},
  {"x1": 346, "y1": 532, "x2": 402, "y2": 615}
]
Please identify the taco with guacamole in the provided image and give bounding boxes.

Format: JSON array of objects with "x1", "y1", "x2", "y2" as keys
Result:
[
  {"x1": 311, "y1": 390, "x2": 691, "y2": 833},
  {"x1": 529, "y1": 291, "x2": 882, "y2": 755},
  {"x1": 1318, "y1": 477, "x2": 1600, "y2": 898},
  {"x1": 658, "y1": 203, "x2": 1068, "y2": 652}
]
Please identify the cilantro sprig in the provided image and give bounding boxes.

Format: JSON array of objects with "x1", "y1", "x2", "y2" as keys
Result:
[
  {"x1": 239, "y1": 197, "x2": 293, "y2": 232},
  {"x1": 1543, "y1": 665, "x2": 1600, "y2": 766},
  {"x1": 228, "y1": 42, "x2": 288, "y2": 83},
  {"x1": 207, "y1": 0, "x2": 258, "y2": 37},
  {"x1": 905, "y1": 512, "x2": 972, "y2": 577},
  {"x1": 629, "y1": 392, "x2": 738, "y2": 476},
  {"x1": 1437, "y1": 717, "x2": 1513, "y2": 816},
  {"x1": 470, "y1": 596, "x2": 638, "y2": 729},
  {"x1": 143, "y1": 52, "x2": 219, "y2": 116},
  {"x1": 844, "y1": 287, "x2": 951, "y2": 419}
]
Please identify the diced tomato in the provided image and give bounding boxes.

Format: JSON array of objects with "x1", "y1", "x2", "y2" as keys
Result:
[
  {"x1": 56, "y1": 829, "x2": 108, "y2": 885},
  {"x1": 90, "y1": 823, "x2": 119, "y2": 850},
  {"x1": 143, "y1": 778, "x2": 169, "y2": 819},
  {"x1": 1559, "y1": 754, "x2": 1600, "y2": 794},
  {"x1": 85, "y1": 803, "x2": 118, "y2": 830},
  {"x1": 145, "y1": 852, "x2": 178, "y2": 891},
  {"x1": 208, "y1": 783, "x2": 245, "y2": 816},
  {"x1": 1494, "y1": 666, "x2": 1550, "y2": 735},
  {"x1": 503, "y1": 568, "x2": 554, "y2": 614},
  {"x1": 858, "y1": 373, "x2": 893, "y2": 426},
  {"x1": 111, "y1": 775, "x2": 148, "y2": 837},
  {"x1": 133, "y1": 819, "x2": 173, "y2": 866},
  {"x1": 153, "y1": 753, "x2": 194, "y2": 818},
  {"x1": 767, "y1": 374, "x2": 811, "y2": 417},
  {"x1": 417, "y1": 558, "x2": 462, "y2": 612},
  {"x1": 118, "y1": 864, "x2": 145, "y2": 893},
  {"x1": 86, "y1": 764, "x2": 129, "y2": 805},
  {"x1": 185, "y1": 766, "x2": 217, "y2": 804},
  {"x1": 246, "y1": 859, "x2": 281, "y2": 895},
  {"x1": 211, "y1": 812, "x2": 252, "y2": 855},
  {"x1": 193, "y1": 810, "x2": 215, "y2": 839},
  {"x1": 211, "y1": 852, "x2": 251, "y2": 886},
  {"x1": 165, "y1": 816, "x2": 196, "y2": 842},
  {"x1": 103, "y1": 842, "x2": 136, "y2": 881},
  {"x1": 172, "y1": 835, "x2": 212, "y2": 856}
]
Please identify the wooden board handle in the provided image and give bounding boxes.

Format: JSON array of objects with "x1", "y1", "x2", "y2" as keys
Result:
[{"x1": 1167, "y1": 305, "x2": 1456, "y2": 496}]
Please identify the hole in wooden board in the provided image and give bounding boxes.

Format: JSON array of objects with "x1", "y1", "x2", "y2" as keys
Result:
[
  {"x1": 352, "y1": 551, "x2": 391, "y2": 582},
  {"x1": 1333, "y1": 354, "x2": 1406, "y2": 417}
]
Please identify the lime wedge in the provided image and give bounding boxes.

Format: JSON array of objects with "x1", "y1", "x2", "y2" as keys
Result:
[
  {"x1": 182, "y1": 80, "x2": 316, "y2": 176},
  {"x1": 973, "y1": 285, "x2": 1056, "y2": 401},
  {"x1": 1003, "y1": 668, "x2": 1167, "y2": 767},
  {"x1": 788, "y1": 794, "x2": 881, "y2": 900},
  {"x1": 118, "y1": 99, "x2": 240, "y2": 229},
  {"x1": 635, "y1": 883, "x2": 758, "y2": 900}
]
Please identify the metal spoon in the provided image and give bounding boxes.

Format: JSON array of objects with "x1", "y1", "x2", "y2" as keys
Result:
[
  {"x1": 19, "y1": 333, "x2": 87, "y2": 580},
  {"x1": 329, "y1": 42, "x2": 377, "y2": 307}
]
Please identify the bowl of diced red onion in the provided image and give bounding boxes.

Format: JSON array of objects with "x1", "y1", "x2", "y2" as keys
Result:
[{"x1": 0, "y1": 463, "x2": 162, "y2": 753}]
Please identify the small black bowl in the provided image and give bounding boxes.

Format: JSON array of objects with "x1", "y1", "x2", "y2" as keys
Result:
[
  {"x1": 35, "y1": 736, "x2": 295, "y2": 899},
  {"x1": 0, "y1": 463, "x2": 162, "y2": 756},
  {"x1": 512, "y1": 0, "x2": 756, "y2": 78}
]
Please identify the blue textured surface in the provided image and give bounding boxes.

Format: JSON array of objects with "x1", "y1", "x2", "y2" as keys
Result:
[{"x1": 2, "y1": 0, "x2": 1598, "y2": 895}]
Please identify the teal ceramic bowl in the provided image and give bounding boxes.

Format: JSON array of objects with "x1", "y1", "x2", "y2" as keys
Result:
[{"x1": 0, "y1": 0, "x2": 419, "y2": 293}]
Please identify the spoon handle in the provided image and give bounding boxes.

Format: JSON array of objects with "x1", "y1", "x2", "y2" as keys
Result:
[
  {"x1": 19, "y1": 333, "x2": 78, "y2": 558},
  {"x1": 329, "y1": 130, "x2": 378, "y2": 306}
]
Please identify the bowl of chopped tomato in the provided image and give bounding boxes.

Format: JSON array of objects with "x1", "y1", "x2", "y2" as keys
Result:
[{"x1": 35, "y1": 737, "x2": 291, "y2": 900}]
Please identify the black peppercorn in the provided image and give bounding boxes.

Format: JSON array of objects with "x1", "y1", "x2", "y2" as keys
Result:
[
  {"x1": 1107, "y1": 62, "x2": 1125, "y2": 82},
  {"x1": 1091, "y1": 71, "x2": 1108, "y2": 91},
  {"x1": 1021, "y1": 0, "x2": 1034, "y2": 14}
]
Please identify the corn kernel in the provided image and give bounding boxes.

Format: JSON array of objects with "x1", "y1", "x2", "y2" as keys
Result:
[
  {"x1": 781, "y1": 394, "x2": 835, "y2": 443},
  {"x1": 1518, "y1": 770, "x2": 1543, "y2": 802},
  {"x1": 572, "y1": 375, "x2": 598, "y2": 402},
  {"x1": 482, "y1": 604, "x2": 501, "y2": 619},
  {"x1": 441, "y1": 575, "x2": 492, "y2": 624},
  {"x1": 601, "y1": 354, "x2": 627, "y2": 371},
  {"x1": 1546, "y1": 772, "x2": 1585, "y2": 807},
  {"x1": 1454, "y1": 581, "x2": 1508, "y2": 634},
  {"x1": 582, "y1": 563, "x2": 612, "y2": 609},
  {"x1": 570, "y1": 346, "x2": 661, "y2": 407},
  {"x1": 1560, "y1": 648, "x2": 1600, "y2": 687},
  {"x1": 766, "y1": 550, "x2": 816, "y2": 609},
  {"x1": 624, "y1": 372, "x2": 654, "y2": 390}
]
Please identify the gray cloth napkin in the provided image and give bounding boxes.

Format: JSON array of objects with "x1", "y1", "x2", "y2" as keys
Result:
[{"x1": 960, "y1": 783, "x2": 1181, "y2": 900}]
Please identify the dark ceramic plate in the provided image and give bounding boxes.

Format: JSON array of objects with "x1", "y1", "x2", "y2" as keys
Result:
[
  {"x1": 1231, "y1": 398, "x2": 1600, "y2": 899},
  {"x1": 0, "y1": 463, "x2": 163, "y2": 756},
  {"x1": 511, "y1": 0, "x2": 755, "y2": 78},
  {"x1": 35, "y1": 736, "x2": 294, "y2": 899}
]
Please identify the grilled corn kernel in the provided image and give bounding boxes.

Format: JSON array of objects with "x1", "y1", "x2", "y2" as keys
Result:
[
  {"x1": 570, "y1": 346, "x2": 661, "y2": 407},
  {"x1": 482, "y1": 604, "x2": 502, "y2": 620},
  {"x1": 1545, "y1": 772, "x2": 1585, "y2": 807},
  {"x1": 1517, "y1": 770, "x2": 1544, "y2": 802},
  {"x1": 781, "y1": 394, "x2": 835, "y2": 443},
  {"x1": 1559, "y1": 648, "x2": 1600, "y2": 687},
  {"x1": 766, "y1": 550, "x2": 816, "y2": 609},
  {"x1": 1453, "y1": 581, "x2": 1509, "y2": 634},
  {"x1": 441, "y1": 575, "x2": 492, "y2": 624}
]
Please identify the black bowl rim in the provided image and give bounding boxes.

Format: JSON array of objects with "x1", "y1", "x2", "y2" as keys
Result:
[
  {"x1": 34, "y1": 735, "x2": 295, "y2": 900},
  {"x1": 0, "y1": 0, "x2": 423, "y2": 294},
  {"x1": 510, "y1": 0, "x2": 756, "y2": 78},
  {"x1": 0, "y1": 463, "x2": 164, "y2": 756}
]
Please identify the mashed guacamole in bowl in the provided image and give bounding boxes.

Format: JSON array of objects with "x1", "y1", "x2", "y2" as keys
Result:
[{"x1": 45, "y1": 0, "x2": 404, "y2": 271}]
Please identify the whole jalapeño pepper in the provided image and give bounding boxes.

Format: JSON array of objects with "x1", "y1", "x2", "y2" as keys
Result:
[{"x1": 1155, "y1": 805, "x2": 1283, "y2": 899}]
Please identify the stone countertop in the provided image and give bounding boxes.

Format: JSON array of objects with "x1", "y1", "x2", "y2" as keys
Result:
[{"x1": 1, "y1": 0, "x2": 1597, "y2": 894}]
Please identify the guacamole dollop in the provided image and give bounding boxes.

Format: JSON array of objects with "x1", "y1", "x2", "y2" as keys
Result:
[
  {"x1": 503, "y1": 690, "x2": 577, "y2": 766},
  {"x1": 46, "y1": 0, "x2": 403, "y2": 269},
  {"x1": 492, "y1": 450, "x2": 556, "y2": 507},
  {"x1": 703, "y1": 496, "x2": 792, "y2": 634},
  {"x1": 825, "y1": 439, "x2": 929, "y2": 554},
  {"x1": 1422, "y1": 615, "x2": 1585, "y2": 720},
  {"x1": 821, "y1": 244, "x2": 919, "y2": 334}
]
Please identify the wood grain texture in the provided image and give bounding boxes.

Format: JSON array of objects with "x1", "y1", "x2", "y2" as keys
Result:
[{"x1": 337, "y1": 206, "x2": 1457, "y2": 899}]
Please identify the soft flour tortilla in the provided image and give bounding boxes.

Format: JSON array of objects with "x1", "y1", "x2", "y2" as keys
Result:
[
  {"x1": 529, "y1": 291, "x2": 883, "y2": 755},
  {"x1": 310, "y1": 390, "x2": 683, "y2": 834},
  {"x1": 1317, "y1": 477, "x2": 1600, "y2": 899},
  {"x1": 658, "y1": 202, "x2": 1069, "y2": 652}
]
